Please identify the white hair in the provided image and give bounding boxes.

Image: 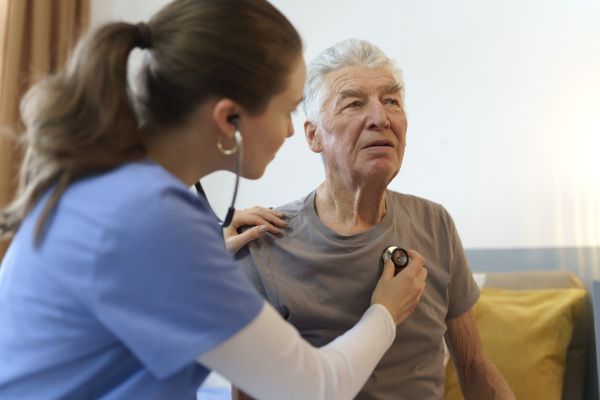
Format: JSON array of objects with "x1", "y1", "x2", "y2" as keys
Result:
[{"x1": 302, "y1": 38, "x2": 405, "y2": 125}]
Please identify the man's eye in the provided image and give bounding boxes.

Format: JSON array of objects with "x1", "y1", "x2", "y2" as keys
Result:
[
  {"x1": 385, "y1": 98, "x2": 399, "y2": 105},
  {"x1": 348, "y1": 101, "x2": 360, "y2": 108}
]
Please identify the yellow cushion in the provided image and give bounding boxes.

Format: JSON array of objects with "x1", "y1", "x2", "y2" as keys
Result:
[{"x1": 444, "y1": 287, "x2": 586, "y2": 400}]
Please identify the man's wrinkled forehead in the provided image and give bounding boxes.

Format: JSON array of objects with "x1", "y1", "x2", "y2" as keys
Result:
[{"x1": 324, "y1": 66, "x2": 401, "y2": 103}]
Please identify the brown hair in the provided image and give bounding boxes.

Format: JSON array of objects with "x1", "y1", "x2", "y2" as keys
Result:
[{"x1": 0, "y1": 0, "x2": 302, "y2": 242}]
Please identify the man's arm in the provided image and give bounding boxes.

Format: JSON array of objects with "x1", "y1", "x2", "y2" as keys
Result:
[{"x1": 446, "y1": 309, "x2": 516, "y2": 400}]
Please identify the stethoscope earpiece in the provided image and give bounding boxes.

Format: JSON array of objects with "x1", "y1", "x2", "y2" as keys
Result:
[
  {"x1": 382, "y1": 246, "x2": 409, "y2": 275},
  {"x1": 228, "y1": 115, "x2": 241, "y2": 125}
]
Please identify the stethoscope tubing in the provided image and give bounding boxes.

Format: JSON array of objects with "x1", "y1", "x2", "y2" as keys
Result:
[{"x1": 195, "y1": 130, "x2": 243, "y2": 228}]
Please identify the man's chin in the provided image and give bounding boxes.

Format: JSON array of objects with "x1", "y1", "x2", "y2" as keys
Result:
[{"x1": 359, "y1": 163, "x2": 400, "y2": 182}]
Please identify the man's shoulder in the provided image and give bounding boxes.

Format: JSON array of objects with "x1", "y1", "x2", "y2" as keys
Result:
[
  {"x1": 386, "y1": 190, "x2": 447, "y2": 214},
  {"x1": 273, "y1": 190, "x2": 315, "y2": 221},
  {"x1": 241, "y1": 190, "x2": 317, "y2": 255}
]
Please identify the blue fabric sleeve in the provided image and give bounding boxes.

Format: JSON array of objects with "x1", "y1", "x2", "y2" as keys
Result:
[{"x1": 88, "y1": 186, "x2": 264, "y2": 379}]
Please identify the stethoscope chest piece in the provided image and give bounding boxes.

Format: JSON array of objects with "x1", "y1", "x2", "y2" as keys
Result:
[{"x1": 382, "y1": 246, "x2": 409, "y2": 275}]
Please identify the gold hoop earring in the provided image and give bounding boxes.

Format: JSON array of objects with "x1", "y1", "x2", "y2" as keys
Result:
[{"x1": 217, "y1": 134, "x2": 238, "y2": 155}]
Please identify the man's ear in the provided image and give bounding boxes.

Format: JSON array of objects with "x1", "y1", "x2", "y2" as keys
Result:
[
  {"x1": 305, "y1": 120, "x2": 323, "y2": 153},
  {"x1": 212, "y1": 98, "x2": 241, "y2": 139}
]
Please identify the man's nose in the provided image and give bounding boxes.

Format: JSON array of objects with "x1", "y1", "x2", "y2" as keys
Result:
[{"x1": 366, "y1": 101, "x2": 390, "y2": 130}]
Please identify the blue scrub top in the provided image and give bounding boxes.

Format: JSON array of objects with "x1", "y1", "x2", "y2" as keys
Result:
[{"x1": 0, "y1": 160, "x2": 263, "y2": 399}]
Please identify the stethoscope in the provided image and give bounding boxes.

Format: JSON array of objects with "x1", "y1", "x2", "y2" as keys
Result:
[
  {"x1": 382, "y1": 246, "x2": 410, "y2": 275},
  {"x1": 194, "y1": 126, "x2": 243, "y2": 228}
]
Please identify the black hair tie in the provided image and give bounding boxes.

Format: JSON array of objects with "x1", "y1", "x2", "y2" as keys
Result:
[{"x1": 136, "y1": 22, "x2": 152, "y2": 49}]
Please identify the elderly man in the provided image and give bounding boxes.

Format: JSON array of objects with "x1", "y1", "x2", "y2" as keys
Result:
[{"x1": 233, "y1": 39, "x2": 514, "y2": 400}]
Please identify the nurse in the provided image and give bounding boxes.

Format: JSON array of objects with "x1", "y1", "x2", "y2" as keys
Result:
[{"x1": 0, "y1": 0, "x2": 427, "y2": 399}]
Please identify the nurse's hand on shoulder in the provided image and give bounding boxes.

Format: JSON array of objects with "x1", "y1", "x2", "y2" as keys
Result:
[
  {"x1": 371, "y1": 249, "x2": 427, "y2": 326},
  {"x1": 223, "y1": 206, "x2": 287, "y2": 254}
]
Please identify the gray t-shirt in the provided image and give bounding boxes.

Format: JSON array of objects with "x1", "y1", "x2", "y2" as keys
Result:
[{"x1": 236, "y1": 189, "x2": 480, "y2": 399}]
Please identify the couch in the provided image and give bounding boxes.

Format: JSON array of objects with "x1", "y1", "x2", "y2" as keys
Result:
[{"x1": 445, "y1": 270, "x2": 587, "y2": 400}]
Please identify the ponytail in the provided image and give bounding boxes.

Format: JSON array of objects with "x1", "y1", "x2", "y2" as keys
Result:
[{"x1": 1, "y1": 22, "x2": 148, "y2": 242}]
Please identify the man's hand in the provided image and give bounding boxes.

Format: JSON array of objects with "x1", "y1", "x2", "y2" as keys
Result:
[
  {"x1": 371, "y1": 249, "x2": 427, "y2": 325},
  {"x1": 223, "y1": 206, "x2": 287, "y2": 254}
]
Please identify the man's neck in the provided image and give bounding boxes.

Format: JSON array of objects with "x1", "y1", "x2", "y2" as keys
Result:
[{"x1": 314, "y1": 180, "x2": 387, "y2": 236}]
